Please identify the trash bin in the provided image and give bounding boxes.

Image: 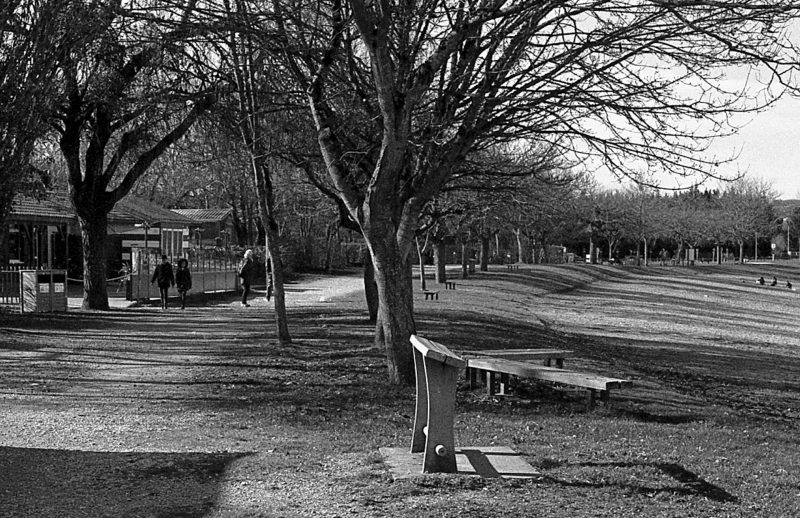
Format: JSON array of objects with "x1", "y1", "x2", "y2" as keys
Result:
[
  {"x1": 468, "y1": 258, "x2": 476, "y2": 274},
  {"x1": 20, "y1": 270, "x2": 67, "y2": 313}
]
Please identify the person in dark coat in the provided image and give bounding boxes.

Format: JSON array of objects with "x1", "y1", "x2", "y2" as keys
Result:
[
  {"x1": 238, "y1": 249, "x2": 255, "y2": 307},
  {"x1": 151, "y1": 255, "x2": 175, "y2": 309},
  {"x1": 175, "y1": 258, "x2": 192, "y2": 310}
]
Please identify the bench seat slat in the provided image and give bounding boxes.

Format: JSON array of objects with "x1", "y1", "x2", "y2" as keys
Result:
[
  {"x1": 467, "y1": 357, "x2": 631, "y2": 391},
  {"x1": 466, "y1": 349, "x2": 574, "y2": 362}
]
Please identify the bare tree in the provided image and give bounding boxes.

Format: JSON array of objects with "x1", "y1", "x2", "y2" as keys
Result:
[
  {"x1": 52, "y1": 2, "x2": 217, "y2": 309},
  {"x1": 273, "y1": 0, "x2": 800, "y2": 383},
  {"x1": 0, "y1": 1, "x2": 63, "y2": 224},
  {"x1": 720, "y1": 178, "x2": 778, "y2": 262}
]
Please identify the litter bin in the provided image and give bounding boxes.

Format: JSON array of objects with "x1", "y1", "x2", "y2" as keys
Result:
[
  {"x1": 20, "y1": 270, "x2": 67, "y2": 313},
  {"x1": 468, "y1": 258, "x2": 476, "y2": 274}
]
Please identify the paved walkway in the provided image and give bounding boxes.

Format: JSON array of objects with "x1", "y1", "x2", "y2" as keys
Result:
[{"x1": 65, "y1": 273, "x2": 365, "y2": 310}]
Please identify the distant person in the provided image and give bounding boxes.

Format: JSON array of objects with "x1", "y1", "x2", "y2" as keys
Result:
[
  {"x1": 758, "y1": 276, "x2": 765, "y2": 285},
  {"x1": 787, "y1": 280, "x2": 793, "y2": 290},
  {"x1": 238, "y1": 249, "x2": 256, "y2": 307},
  {"x1": 175, "y1": 258, "x2": 192, "y2": 310},
  {"x1": 151, "y1": 255, "x2": 174, "y2": 310},
  {"x1": 771, "y1": 276, "x2": 778, "y2": 287},
  {"x1": 116, "y1": 261, "x2": 130, "y2": 294}
]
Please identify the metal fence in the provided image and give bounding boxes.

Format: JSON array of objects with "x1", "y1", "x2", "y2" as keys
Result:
[
  {"x1": 0, "y1": 269, "x2": 21, "y2": 306},
  {"x1": 127, "y1": 246, "x2": 241, "y2": 301}
]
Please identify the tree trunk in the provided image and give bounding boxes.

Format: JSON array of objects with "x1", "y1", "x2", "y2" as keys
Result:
[
  {"x1": 461, "y1": 241, "x2": 468, "y2": 279},
  {"x1": 514, "y1": 228, "x2": 523, "y2": 263},
  {"x1": 78, "y1": 212, "x2": 110, "y2": 310},
  {"x1": 589, "y1": 236, "x2": 595, "y2": 264},
  {"x1": 434, "y1": 241, "x2": 446, "y2": 283},
  {"x1": 251, "y1": 156, "x2": 291, "y2": 344},
  {"x1": 495, "y1": 233, "x2": 500, "y2": 263},
  {"x1": 479, "y1": 236, "x2": 489, "y2": 272},
  {"x1": 752, "y1": 237, "x2": 757, "y2": 261},
  {"x1": 416, "y1": 236, "x2": 427, "y2": 291},
  {"x1": 739, "y1": 241, "x2": 744, "y2": 263},
  {"x1": 368, "y1": 235, "x2": 416, "y2": 385},
  {"x1": 362, "y1": 249, "x2": 379, "y2": 323}
]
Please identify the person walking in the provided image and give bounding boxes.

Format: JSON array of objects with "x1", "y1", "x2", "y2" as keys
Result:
[
  {"x1": 151, "y1": 255, "x2": 175, "y2": 310},
  {"x1": 238, "y1": 249, "x2": 256, "y2": 307},
  {"x1": 175, "y1": 258, "x2": 192, "y2": 310}
]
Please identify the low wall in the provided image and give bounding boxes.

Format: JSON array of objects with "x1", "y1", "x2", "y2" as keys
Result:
[{"x1": 128, "y1": 270, "x2": 239, "y2": 300}]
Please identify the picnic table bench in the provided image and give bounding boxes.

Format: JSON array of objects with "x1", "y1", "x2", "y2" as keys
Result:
[
  {"x1": 464, "y1": 349, "x2": 631, "y2": 408},
  {"x1": 444, "y1": 281, "x2": 456, "y2": 290},
  {"x1": 423, "y1": 290, "x2": 439, "y2": 300}
]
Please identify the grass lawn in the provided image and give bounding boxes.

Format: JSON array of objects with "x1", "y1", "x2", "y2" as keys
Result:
[{"x1": 0, "y1": 263, "x2": 798, "y2": 517}]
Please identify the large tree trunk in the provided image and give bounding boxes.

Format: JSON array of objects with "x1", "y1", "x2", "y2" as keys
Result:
[
  {"x1": 514, "y1": 228, "x2": 524, "y2": 263},
  {"x1": 78, "y1": 211, "x2": 110, "y2": 310},
  {"x1": 368, "y1": 234, "x2": 416, "y2": 385},
  {"x1": 434, "y1": 240, "x2": 446, "y2": 283}
]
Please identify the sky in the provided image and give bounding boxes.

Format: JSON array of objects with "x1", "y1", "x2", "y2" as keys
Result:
[
  {"x1": 595, "y1": 57, "x2": 800, "y2": 200},
  {"x1": 595, "y1": 98, "x2": 800, "y2": 199},
  {"x1": 707, "y1": 96, "x2": 800, "y2": 200}
]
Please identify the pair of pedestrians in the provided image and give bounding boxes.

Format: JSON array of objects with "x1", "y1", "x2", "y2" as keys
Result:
[{"x1": 150, "y1": 255, "x2": 192, "y2": 309}]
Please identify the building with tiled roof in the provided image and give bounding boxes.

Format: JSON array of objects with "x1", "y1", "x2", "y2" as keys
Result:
[{"x1": 2, "y1": 191, "x2": 192, "y2": 270}]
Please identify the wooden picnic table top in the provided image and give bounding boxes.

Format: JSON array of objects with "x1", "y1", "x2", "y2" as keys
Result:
[
  {"x1": 465, "y1": 348, "x2": 574, "y2": 361},
  {"x1": 465, "y1": 356, "x2": 631, "y2": 391}
]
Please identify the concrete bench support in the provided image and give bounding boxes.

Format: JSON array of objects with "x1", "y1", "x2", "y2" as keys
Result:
[{"x1": 410, "y1": 334, "x2": 466, "y2": 473}]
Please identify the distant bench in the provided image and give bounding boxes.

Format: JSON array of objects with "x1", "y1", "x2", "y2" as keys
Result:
[
  {"x1": 464, "y1": 349, "x2": 631, "y2": 408},
  {"x1": 423, "y1": 290, "x2": 439, "y2": 300}
]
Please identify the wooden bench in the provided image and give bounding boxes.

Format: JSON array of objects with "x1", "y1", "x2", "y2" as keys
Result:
[
  {"x1": 466, "y1": 356, "x2": 631, "y2": 408},
  {"x1": 423, "y1": 290, "x2": 439, "y2": 300},
  {"x1": 410, "y1": 334, "x2": 466, "y2": 473},
  {"x1": 444, "y1": 281, "x2": 456, "y2": 290}
]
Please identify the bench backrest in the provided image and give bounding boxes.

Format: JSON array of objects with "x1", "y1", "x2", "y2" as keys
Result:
[{"x1": 410, "y1": 334, "x2": 466, "y2": 369}]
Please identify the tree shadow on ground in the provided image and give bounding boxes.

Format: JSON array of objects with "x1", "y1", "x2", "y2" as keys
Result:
[
  {"x1": 536, "y1": 459, "x2": 738, "y2": 503},
  {"x1": 0, "y1": 446, "x2": 250, "y2": 518}
]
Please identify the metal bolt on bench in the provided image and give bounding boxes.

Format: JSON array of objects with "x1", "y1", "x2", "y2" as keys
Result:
[{"x1": 410, "y1": 334, "x2": 466, "y2": 473}]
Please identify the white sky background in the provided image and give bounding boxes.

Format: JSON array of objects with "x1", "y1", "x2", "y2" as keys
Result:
[
  {"x1": 594, "y1": 88, "x2": 800, "y2": 200},
  {"x1": 706, "y1": 96, "x2": 800, "y2": 200},
  {"x1": 593, "y1": 20, "x2": 800, "y2": 201}
]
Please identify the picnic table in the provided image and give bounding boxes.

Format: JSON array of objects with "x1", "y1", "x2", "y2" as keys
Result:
[{"x1": 463, "y1": 348, "x2": 631, "y2": 408}]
